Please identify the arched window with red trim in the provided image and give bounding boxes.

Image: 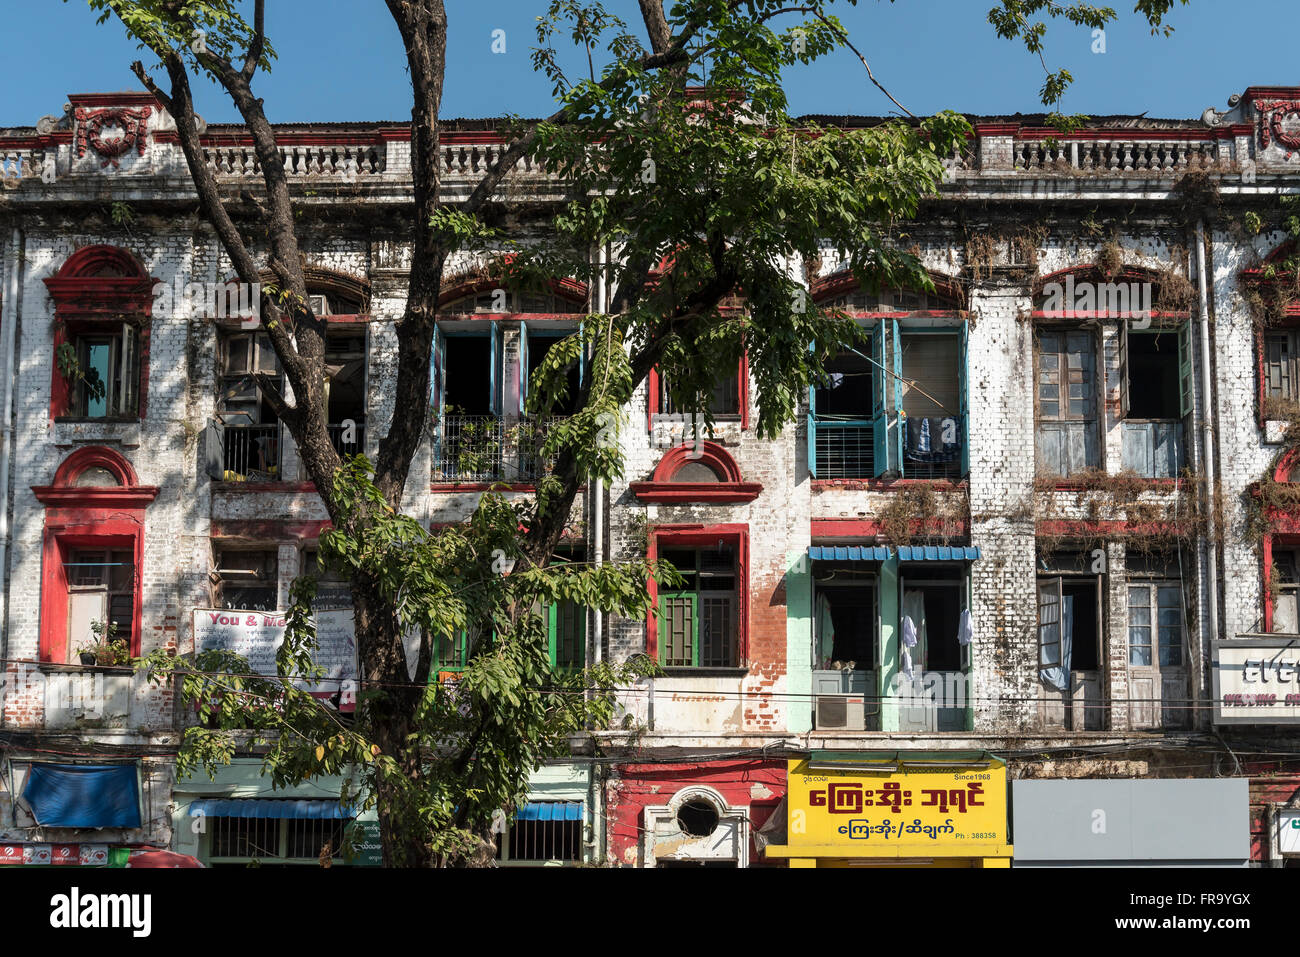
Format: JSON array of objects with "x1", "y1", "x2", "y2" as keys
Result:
[
  {"x1": 44, "y1": 245, "x2": 156, "y2": 422},
  {"x1": 33, "y1": 447, "x2": 159, "y2": 664}
]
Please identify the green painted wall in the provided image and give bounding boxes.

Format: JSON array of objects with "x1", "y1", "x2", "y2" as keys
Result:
[
  {"x1": 785, "y1": 548, "x2": 812, "y2": 734},
  {"x1": 879, "y1": 556, "x2": 901, "y2": 732}
]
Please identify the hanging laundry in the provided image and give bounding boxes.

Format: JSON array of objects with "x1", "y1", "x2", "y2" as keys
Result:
[
  {"x1": 957, "y1": 608, "x2": 973, "y2": 646},
  {"x1": 816, "y1": 593, "x2": 836, "y2": 667},
  {"x1": 901, "y1": 614, "x2": 917, "y2": 648},
  {"x1": 901, "y1": 646, "x2": 914, "y2": 679}
]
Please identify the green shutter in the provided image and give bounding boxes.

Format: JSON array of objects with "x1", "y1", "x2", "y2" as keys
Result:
[
  {"x1": 548, "y1": 599, "x2": 587, "y2": 671},
  {"x1": 659, "y1": 592, "x2": 698, "y2": 667}
]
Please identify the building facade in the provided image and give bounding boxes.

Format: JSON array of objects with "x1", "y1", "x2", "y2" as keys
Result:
[{"x1": 0, "y1": 86, "x2": 1298, "y2": 867}]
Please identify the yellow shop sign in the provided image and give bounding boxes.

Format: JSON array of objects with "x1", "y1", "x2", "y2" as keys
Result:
[{"x1": 768, "y1": 753, "x2": 1013, "y2": 861}]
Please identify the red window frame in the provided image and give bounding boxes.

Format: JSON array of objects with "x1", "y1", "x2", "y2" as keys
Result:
[
  {"x1": 646, "y1": 353, "x2": 749, "y2": 432},
  {"x1": 645, "y1": 523, "x2": 749, "y2": 667},
  {"x1": 33, "y1": 447, "x2": 159, "y2": 662},
  {"x1": 43, "y1": 245, "x2": 155, "y2": 422}
]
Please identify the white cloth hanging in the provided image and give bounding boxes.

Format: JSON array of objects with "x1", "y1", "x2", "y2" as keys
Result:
[
  {"x1": 901, "y1": 646, "x2": 914, "y2": 679},
  {"x1": 901, "y1": 615, "x2": 918, "y2": 649},
  {"x1": 957, "y1": 609, "x2": 973, "y2": 647}
]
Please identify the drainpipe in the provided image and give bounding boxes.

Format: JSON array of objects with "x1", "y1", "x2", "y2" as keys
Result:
[
  {"x1": 1195, "y1": 219, "x2": 1219, "y2": 724},
  {"x1": 0, "y1": 228, "x2": 22, "y2": 706}
]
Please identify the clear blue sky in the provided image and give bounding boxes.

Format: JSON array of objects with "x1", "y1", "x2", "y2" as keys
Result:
[{"x1": 0, "y1": 1, "x2": 1295, "y2": 125}]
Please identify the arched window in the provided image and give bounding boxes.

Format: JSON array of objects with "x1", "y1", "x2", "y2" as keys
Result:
[
  {"x1": 33, "y1": 447, "x2": 159, "y2": 663},
  {"x1": 44, "y1": 245, "x2": 156, "y2": 422}
]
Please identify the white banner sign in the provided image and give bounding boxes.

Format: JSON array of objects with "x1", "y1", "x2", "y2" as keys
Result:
[
  {"x1": 1213, "y1": 637, "x2": 1300, "y2": 725},
  {"x1": 1280, "y1": 812, "x2": 1300, "y2": 855},
  {"x1": 193, "y1": 608, "x2": 358, "y2": 711}
]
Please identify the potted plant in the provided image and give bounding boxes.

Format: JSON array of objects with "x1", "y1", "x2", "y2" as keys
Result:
[
  {"x1": 87, "y1": 619, "x2": 129, "y2": 668},
  {"x1": 76, "y1": 641, "x2": 98, "y2": 666}
]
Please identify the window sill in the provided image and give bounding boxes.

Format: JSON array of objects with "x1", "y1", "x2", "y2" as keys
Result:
[
  {"x1": 51, "y1": 419, "x2": 142, "y2": 448},
  {"x1": 657, "y1": 666, "x2": 750, "y2": 677},
  {"x1": 37, "y1": 661, "x2": 133, "y2": 675}
]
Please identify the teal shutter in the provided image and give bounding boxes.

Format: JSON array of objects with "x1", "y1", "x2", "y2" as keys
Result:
[
  {"x1": 430, "y1": 324, "x2": 443, "y2": 411},
  {"x1": 808, "y1": 339, "x2": 818, "y2": 478},
  {"x1": 1178, "y1": 320, "x2": 1194, "y2": 418},
  {"x1": 808, "y1": 381, "x2": 818, "y2": 478},
  {"x1": 871, "y1": 322, "x2": 888, "y2": 477},
  {"x1": 519, "y1": 321, "x2": 529, "y2": 414},
  {"x1": 489, "y1": 321, "x2": 500, "y2": 415},
  {"x1": 891, "y1": 319, "x2": 904, "y2": 477},
  {"x1": 960, "y1": 320, "x2": 970, "y2": 476}
]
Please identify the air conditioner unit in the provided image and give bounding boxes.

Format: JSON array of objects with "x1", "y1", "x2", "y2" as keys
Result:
[
  {"x1": 308, "y1": 294, "x2": 330, "y2": 316},
  {"x1": 815, "y1": 695, "x2": 865, "y2": 732}
]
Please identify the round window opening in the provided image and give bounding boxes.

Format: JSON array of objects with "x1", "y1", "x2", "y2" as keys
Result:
[{"x1": 676, "y1": 799, "x2": 720, "y2": 837}]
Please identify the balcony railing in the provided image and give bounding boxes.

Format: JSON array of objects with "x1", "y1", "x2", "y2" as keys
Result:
[
  {"x1": 1121, "y1": 421, "x2": 1185, "y2": 479},
  {"x1": 517, "y1": 416, "x2": 570, "y2": 482},
  {"x1": 1011, "y1": 136, "x2": 1220, "y2": 174},
  {"x1": 434, "y1": 415, "x2": 504, "y2": 483},
  {"x1": 204, "y1": 142, "x2": 385, "y2": 178},
  {"x1": 813, "y1": 419, "x2": 875, "y2": 479},
  {"x1": 221, "y1": 424, "x2": 281, "y2": 482},
  {"x1": 328, "y1": 421, "x2": 366, "y2": 459}
]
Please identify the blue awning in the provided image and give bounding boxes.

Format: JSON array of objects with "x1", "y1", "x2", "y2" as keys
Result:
[
  {"x1": 188, "y1": 799, "x2": 354, "y2": 820},
  {"x1": 807, "y1": 546, "x2": 891, "y2": 562},
  {"x1": 23, "y1": 764, "x2": 141, "y2": 829},
  {"x1": 516, "y1": 801, "x2": 583, "y2": 822},
  {"x1": 897, "y1": 546, "x2": 981, "y2": 562}
]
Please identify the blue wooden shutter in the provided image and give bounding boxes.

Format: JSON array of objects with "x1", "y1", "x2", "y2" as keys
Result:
[
  {"x1": 960, "y1": 320, "x2": 970, "y2": 476},
  {"x1": 519, "y1": 321, "x2": 529, "y2": 414},
  {"x1": 489, "y1": 321, "x2": 500, "y2": 415}
]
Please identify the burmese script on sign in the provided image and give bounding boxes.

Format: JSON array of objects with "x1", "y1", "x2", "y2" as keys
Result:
[{"x1": 786, "y1": 760, "x2": 1008, "y2": 850}]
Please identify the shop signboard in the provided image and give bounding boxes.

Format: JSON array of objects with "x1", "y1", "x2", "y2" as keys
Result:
[
  {"x1": 1279, "y1": 811, "x2": 1300, "y2": 856},
  {"x1": 1212, "y1": 636, "x2": 1300, "y2": 725},
  {"x1": 193, "y1": 608, "x2": 358, "y2": 711},
  {"x1": 776, "y1": 755, "x2": 1010, "y2": 859}
]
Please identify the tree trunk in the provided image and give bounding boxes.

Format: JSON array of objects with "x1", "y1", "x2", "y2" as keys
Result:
[{"x1": 350, "y1": 574, "x2": 432, "y2": 867}]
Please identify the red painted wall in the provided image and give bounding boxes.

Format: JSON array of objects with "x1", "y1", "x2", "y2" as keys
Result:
[{"x1": 604, "y1": 760, "x2": 786, "y2": 867}]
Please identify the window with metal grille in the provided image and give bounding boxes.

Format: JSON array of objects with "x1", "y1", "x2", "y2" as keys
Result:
[
  {"x1": 495, "y1": 803, "x2": 584, "y2": 864},
  {"x1": 658, "y1": 546, "x2": 738, "y2": 668},
  {"x1": 208, "y1": 816, "x2": 351, "y2": 865}
]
